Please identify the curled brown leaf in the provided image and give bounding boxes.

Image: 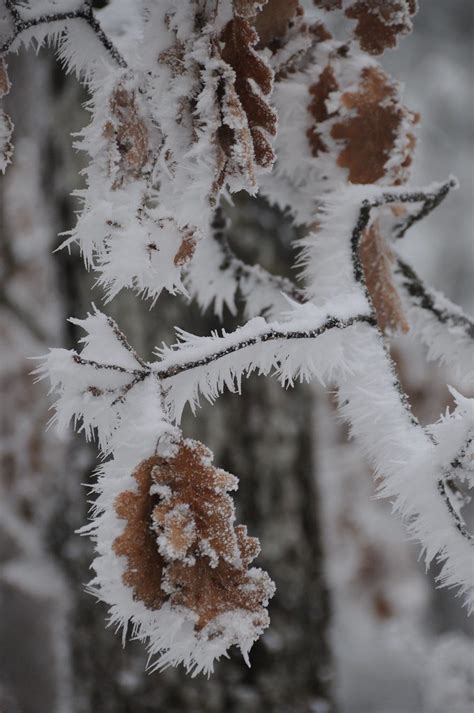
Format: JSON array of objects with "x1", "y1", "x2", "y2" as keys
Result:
[{"x1": 113, "y1": 440, "x2": 274, "y2": 634}]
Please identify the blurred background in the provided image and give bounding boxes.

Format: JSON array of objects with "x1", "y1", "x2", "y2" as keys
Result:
[{"x1": 0, "y1": 1, "x2": 472, "y2": 712}]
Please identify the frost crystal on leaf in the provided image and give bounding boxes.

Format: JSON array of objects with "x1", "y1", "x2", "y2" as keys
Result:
[{"x1": 94, "y1": 440, "x2": 274, "y2": 675}]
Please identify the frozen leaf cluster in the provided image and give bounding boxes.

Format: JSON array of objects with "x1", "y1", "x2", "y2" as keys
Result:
[{"x1": 2, "y1": 0, "x2": 473, "y2": 676}]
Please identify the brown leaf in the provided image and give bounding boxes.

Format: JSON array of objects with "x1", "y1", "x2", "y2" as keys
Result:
[
  {"x1": 166, "y1": 527, "x2": 271, "y2": 631},
  {"x1": 307, "y1": 65, "x2": 338, "y2": 156},
  {"x1": 113, "y1": 457, "x2": 167, "y2": 610},
  {"x1": 151, "y1": 440, "x2": 240, "y2": 566},
  {"x1": 330, "y1": 66, "x2": 412, "y2": 184},
  {"x1": 105, "y1": 86, "x2": 150, "y2": 188},
  {"x1": 359, "y1": 220, "x2": 409, "y2": 334},
  {"x1": 220, "y1": 15, "x2": 277, "y2": 168},
  {"x1": 113, "y1": 440, "x2": 274, "y2": 634},
  {"x1": 174, "y1": 229, "x2": 196, "y2": 266},
  {"x1": 345, "y1": 0, "x2": 417, "y2": 55},
  {"x1": 254, "y1": 0, "x2": 301, "y2": 49}
]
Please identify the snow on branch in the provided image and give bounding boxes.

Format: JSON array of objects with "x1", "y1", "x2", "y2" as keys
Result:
[
  {"x1": 1, "y1": 0, "x2": 127, "y2": 69},
  {"x1": 36, "y1": 309, "x2": 275, "y2": 674},
  {"x1": 40, "y1": 299, "x2": 474, "y2": 615},
  {"x1": 394, "y1": 258, "x2": 474, "y2": 385},
  {"x1": 186, "y1": 207, "x2": 306, "y2": 320},
  {"x1": 188, "y1": 180, "x2": 460, "y2": 327},
  {"x1": 298, "y1": 179, "x2": 458, "y2": 321},
  {"x1": 157, "y1": 307, "x2": 374, "y2": 419}
]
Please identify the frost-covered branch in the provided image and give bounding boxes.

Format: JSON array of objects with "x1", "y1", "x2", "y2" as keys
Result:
[
  {"x1": 438, "y1": 435, "x2": 474, "y2": 546},
  {"x1": 394, "y1": 257, "x2": 474, "y2": 385},
  {"x1": 41, "y1": 294, "x2": 474, "y2": 613},
  {"x1": 186, "y1": 206, "x2": 306, "y2": 319},
  {"x1": 189, "y1": 180, "x2": 460, "y2": 325},
  {"x1": 395, "y1": 259, "x2": 474, "y2": 339},
  {"x1": 157, "y1": 312, "x2": 374, "y2": 381},
  {"x1": 348, "y1": 179, "x2": 458, "y2": 285},
  {"x1": 1, "y1": 0, "x2": 127, "y2": 67},
  {"x1": 390, "y1": 178, "x2": 457, "y2": 239},
  {"x1": 298, "y1": 182, "x2": 474, "y2": 577}
]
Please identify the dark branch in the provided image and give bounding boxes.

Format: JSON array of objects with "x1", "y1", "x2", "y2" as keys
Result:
[
  {"x1": 1, "y1": 1, "x2": 127, "y2": 67},
  {"x1": 438, "y1": 436, "x2": 474, "y2": 544},
  {"x1": 157, "y1": 315, "x2": 376, "y2": 380},
  {"x1": 390, "y1": 179, "x2": 457, "y2": 239},
  {"x1": 105, "y1": 314, "x2": 149, "y2": 368},
  {"x1": 349, "y1": 179, "x2": 458, "y2": 288},
  {"x1": 346, "y1": 181, "x2": 474, "y2": 547},
  {"x1": 206, "y1": 180, "x2": 458, "y2": 319},
  {"x1": 110, "y1": 371, "x2": 149, "y2": 406},
  {"x1": 72, "y1": 353, "x2": 145, "y2": 375},
  {"x1": 210, "y1": 208, "x2": 306, "y2": 306},
  {"x1": 4, "y1": 0, "x2": 21, "y2": 23},
  {"x1": 395, "y1": 258, "x2": 474, "y2": 339}
]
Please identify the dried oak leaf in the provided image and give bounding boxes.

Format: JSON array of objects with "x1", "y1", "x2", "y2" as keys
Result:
[
  {"x1": 174, "y1": 228, "x2": 196, "y2": 267},
  {"x1": 330, "y1": 66, "x2": 416, "y2": 184},
  {"x1": 165, "y1": 525, "x2": 272, "y2": 631},
  {"x1": 104, "y1": 86, "x2": 149, "y2": 188},
  {"x1": 307, "y1": 65, "x2": 338, "y2": 156},
  {"x1": 114, "y1": 440, "x2": 274, "y2": 635},
  {"x1": 257, "y1": 2, "x2": 330, "y2": 81},
  {"x1": 254, "y1": 0, "x2": 301, "y2": 49},
  {"x1": 212, "y1": 59, "x2": 256, "y2": 195},
  {"x1": 151, "y1": 439, "x2": 240, "y2": 567},
  {"x1": 359, "y1": 220, "x2": 409, "y2": 334},
  {"x1": 345, "y1": 0, "x2": 418, "y2": 55},
  {"x1": 220, "y1": 15, "x2": 277, "y2": 168},
  {"x1": 114, "y1": 457, "x2": 167, "y2": 610}
]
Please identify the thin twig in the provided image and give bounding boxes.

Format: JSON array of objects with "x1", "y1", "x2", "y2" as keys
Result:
[
  {"x1": 72, "y1": 354, "x2": 144, "y2": 375},
  {"x1": 105, "y1": 315, "x2": 149, "y2": 368},
  {"x1": 349, "y1": 179, "x2": 458, "y2": 288},
  {"x1": 438, "y1": 436, "x2": 474, "y2": 543},
  {"x1": 346, "y1": 182, "x2": 474, "y2": 547},
  {"x1": 110, "y1": 371, "x2": 149, "y2": 406},
  {"x1": 156, "y1": 315, "x2": 376, "y2": 380},
  {"x1": 1, "y1": 1, "x2": 127, "y2": 67},
  {"x1": 209, "y1": 208, "x2": 306, "y2": 306},
  {"x1": 395, "y1": 258, "x2": 474, "y2": 339},
  {"x1": 391, "y1": 179, "x2": 457, "y2": 239}
]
